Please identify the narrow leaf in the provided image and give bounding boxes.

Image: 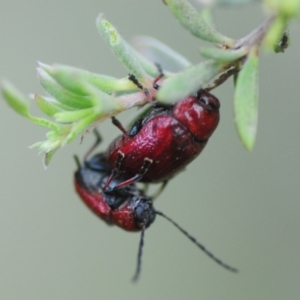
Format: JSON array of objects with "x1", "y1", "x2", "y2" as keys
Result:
[
  {"x1": 263, "y1": 16, "x2": 286, "y2": 52},
  {"x1": 44, "y1": 150, "x2": 57, "y2": 167},
  {"x1": 199, "y1": 46, "x2": 247, "y2": 62},
  {"x1": 157, "y1": 60, "x2": 223, "y2": 103},
  {"x1": 200, "y1": 7, "x2": 215, "y2": 28},
  {"x1": 2, "y1": 80, "x2": 31, "y2": 117},
  {"x1": 54, "y1": 107, "x2": 94, "y2": 123},
  {"x1": 164, "y1": 0, "x2": 235, "y2": 46},
  {"x1": 264, "y1": 0, "x2": 300, "y2": 18},
  {"x1": 234, "y1": 47, "x2": 259, "y2": 150},
  {"x1": 125, "y1": 42, "x2": 161, "y2": 77},
  {"x1": 40, "y1": 63, "x2": 136, "y2": 95},
  {"x1": 133, "y1": 36, "x2": 191, "y2": 72},
  {"x1": 2, "y1": 81, "x2": 59, "y2": 130},
  {"x1": 37, "y1": 67, "x2": 93, "y2": 109},
  {"x1": 35, "y1": 95, "x2": 70, "y2": 117},
  {"x1": 96, "y1": 15, "x2": 147, "y2": 79},
  {"x1": 213, "y1": 0, "x2": 260, "y2": 4},
  {"x1": 83, "y1": 81, "x2": 124, "y2": 114},
  {"x1": 66, "y1": 113, "x2": 99, "y2": 144}
]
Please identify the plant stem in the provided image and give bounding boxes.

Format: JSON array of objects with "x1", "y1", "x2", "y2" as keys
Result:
[{"x1": 234, "y1": 14, "x2": 277, "y2": 48}]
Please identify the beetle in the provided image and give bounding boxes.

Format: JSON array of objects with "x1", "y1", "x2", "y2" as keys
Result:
[
  {"x1": 74, "y1": 153, "x2": 155, "y2": 232},
  {"x1": 74, "y1": 151, "x2": 238, "y2": 281},
  {"x1": 104, "y1": 86, "x2": 220, "y2": 191}
]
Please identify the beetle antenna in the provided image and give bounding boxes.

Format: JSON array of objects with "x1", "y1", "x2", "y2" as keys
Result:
[
  {"x1": 132, "y1": 223, "x2": 147, "y2": 282},
  {"x1": 155, "y1": 211, "x2": 238, "y2": 273}
]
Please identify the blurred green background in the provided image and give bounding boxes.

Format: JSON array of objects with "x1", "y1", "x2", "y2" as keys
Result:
[{"x1": 1, "y1": 1, "x2": 299, "y2": 299}]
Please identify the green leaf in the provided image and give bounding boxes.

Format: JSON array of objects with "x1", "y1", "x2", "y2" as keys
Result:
[
  {"x1": 2, "y1": 81, "x2": 59, "y2": 130},
  {"x1": 200, "y1": 7, "x2": 215, "y2": 28},
  {"x1": 133, "y1": 36, "x2": 191, "y2": 72},
  {"x1": 124, "y1": 42, "x2": 161, "y2": 77},
  {"x1": 84, "y1": 81, "x2": 124, "y2": 114},
  {"x1": 2, "y1": 80, "x2": 31, "y2": 117},
  {"x1": 264, "y1": 0, "x2": 300, "y2": 18},
  {"x1": 164, "y1": 0, "x2": 235, "y2": 46},
  {"x1": 214, "y1": 0, "x2": 260, "y2": 4},
  {"x1": 157, "y1": 60, "x2": 223, "y2": 103},
  {"x1": 54, "y1": 107, "x2": 95, "y2": 123},
  {"x1": 37, "y1": 67, "x2": 93, "y2": 109},
  {"x1": 39, "y1": 63, "x2": 137, "y2": 95},
  {"x1": 199, "y1": 46, "x2": 247, "y2": 62},
  {"x1": 65, "y1": 113, "x2": 99, "y2": 144},
  {"x1": 264, "y1": 16, "x2": 287, "y2": 51},
  {"x1": 234, "y1": 47, "x2": 259, "y2": 150},
  {"x1": 35, "y1": 94, "x2": 71, "y2": 117},
  {"x1": 43, "y1": 150, "x2": 57, "y2": 167},
  {"x1": 96, "y1": 14, "x2": 147, "y2": 79}
]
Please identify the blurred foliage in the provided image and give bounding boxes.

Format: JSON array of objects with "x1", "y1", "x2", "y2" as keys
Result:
[{"x1": 2, "y1": 0, "x2": 299, "y2": 163}]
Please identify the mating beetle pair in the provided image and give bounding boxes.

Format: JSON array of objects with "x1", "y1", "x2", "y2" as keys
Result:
[
  {"x1": 74, "y1": 152, "x2": 238, "y2": 281},
  {"x1": 73, "y1": 75, "x2": 237, "y2": 281}
]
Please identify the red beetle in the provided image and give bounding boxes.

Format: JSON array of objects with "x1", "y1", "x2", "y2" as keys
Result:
[
  {"x1": 74, "y1": 153, "x2": 155, "y2": 232},
  {"x1": 74, "y1": 152, "x2": 237, "y2": 281},
  {"x1": 104, "y1": 88, "x2": 220, "y2": 190}
]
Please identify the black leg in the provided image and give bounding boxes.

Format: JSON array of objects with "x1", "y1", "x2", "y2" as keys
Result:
[
  {"x1": 84, "y1": 129, "x2": 102, "y2": 161},
  {"x1": 112, "y1": 158, "x2": 153, "y2": 190},
  {"x1": 111, "y1": 116, "x2": 128, "y2": 135},
  {"x1": 153, "y1": 63, "x2": 164, "y2": 90},
  {"x1": 103, "y1": 151, "x2": 125, "y2": 191},
  {"x1": 128, "y1": 73, "x2": 153, "y2": 103}
]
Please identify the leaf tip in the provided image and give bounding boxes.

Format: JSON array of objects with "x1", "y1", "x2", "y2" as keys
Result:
[
  {"x1": 96, "y1": 13, "x2": 104, "y2": 24},
  {"x1": 1, "y1": 79, "x2": 12, "y2": 91},
  {"x1": 37, "y1": 61, "x2": 50, "y2": 69}
]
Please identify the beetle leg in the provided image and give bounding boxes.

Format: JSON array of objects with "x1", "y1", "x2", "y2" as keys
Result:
[
  {"x1": 83, "y1": 129, "x2": 102, "y2": 161},
  {"x1": 111, "y1": 116, "x2": 128, "y2": 135},
  {"x1": 103, "y1": 151, "x2": 125, "y2": 191},
  {"x1": 112, "y1": 158, "x2": 153, "y2": 190},
  {"x1": 153, "y1": 63, "x2": 164, "y2": 90},
  {"x1": 128, "y1": 73, "x2": 153, "y2": 104},
  {"x1": 151, "y1": 180, "x2": 168, "y2": 200},
  {"x1": 128, "y1": 73, "x2": 143, "y2": 89}
]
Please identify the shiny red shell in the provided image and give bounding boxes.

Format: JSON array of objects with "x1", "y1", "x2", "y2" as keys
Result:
[
  {"x1": 106, "y1": 90, "x2": 220, "y2": 183},
  {"x1": 74, "y1": 155, "x2": 155, "y2": 231},
  {"x1": 74, "y1": 180, "x2": 140, "y2": 231}
]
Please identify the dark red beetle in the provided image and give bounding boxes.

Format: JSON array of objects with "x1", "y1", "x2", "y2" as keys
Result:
[
  {"x1": 74, "y1": 152, "x2": 237, "y2": 281},
  {"x1": 74, "y1": 153, "x2": 155, "y2": 232},
  {"x1": 104, "y1": 87, "x2": 220, "y2": 190}
]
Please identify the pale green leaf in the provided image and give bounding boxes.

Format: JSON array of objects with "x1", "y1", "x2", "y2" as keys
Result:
[
  {"x1": 2, "y1": 80, "x2": 31, "y2": 117},
  {"x1": 234, "y1": 47, "x2": 259, "y2": 150},
  {"x1": 199, "y1": 46, "x2": 247, "y2": 62},
  {"x1": 40, "y1": 63, "x2": 136, "y2": 95},
  {"x1": 35, "y1": 95, "x2": 71, "y2": 117},
  {"x1": 96, "y1": 15, "x2": 147, "y2": 79},
  {"x1": 164, "y1": 0, "x2": 235, "y2": 46},
  {"x1": 2, "y1": 81, "x2": 59, "y2": 130},
  {"x1": 157, "y1": 60, "x2": 223, "y2": 102},
  {"x1": 54, "y1": 107, "x2": 95, "y2": 123},
  {"x1": 37, "y1": 67, "x2": 93, "y2": 109},
  {"x1": 133, "y1": 36, "x2": 191, "y2": 72}
]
